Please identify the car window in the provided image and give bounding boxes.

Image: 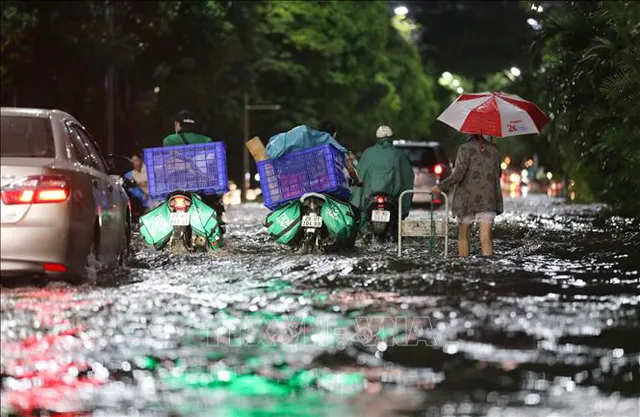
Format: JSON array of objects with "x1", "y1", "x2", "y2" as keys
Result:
[
  {"x1": 66, "y1": 123, "x2": 106, "y2": 172},
  {"x1": 66, "y1": 123, "x2": 93, "y2": 167},
  {"x1": 76, "y1": 125, "x2": 109, "y2": 173},
  {"x1": 1, "y1": 115, "x2": 55, "y2": 158},
  {"x1": 399, "y1": 147, "x2": 438, "y2": 167},
  {"x1": 65, "y1": 124, "x2": 88, "y2": 163}
]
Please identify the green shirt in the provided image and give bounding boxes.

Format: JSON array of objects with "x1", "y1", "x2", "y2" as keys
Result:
[{"x1": 162, "y1": 132, "x2": 213, "y2": 147}]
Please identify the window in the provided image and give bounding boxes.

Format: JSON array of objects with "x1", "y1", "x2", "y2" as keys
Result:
[
  {"x1": 65, "y1": 125, "x2": 87, "y2": 163},
  {"x1": 76, "y1": 125, "x2": 108, "y2": 173},
  {"x1": 66, "y1": 123, "x2": 106, "y2": 172},
  {"x1": 66, "y1": 123, "x2": 92, "y2": 167},
  {"x1": 401, "y1": 147, "x2": 439, "y2": 168},
  {"x1": 1, "y1": 115, "x2": 55, "y2": 158}
]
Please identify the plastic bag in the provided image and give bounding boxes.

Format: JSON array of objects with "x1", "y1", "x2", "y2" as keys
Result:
[
  {"x1": 139, "y1": 195, "x2": 223, "y2": 250},
  {"x1": 320, "y1": 196, "x2": 357, "y2": 245},
  {"x1": 265, "y1": 200, "x2": 302, "y2": 245},
  {"x1": 266, "y1": 125, "x2": 348, "y2": 159},
  {"x1": 139, "y1": 203, "x2": 173, "y2": 249},
  {"x1": 189, "y1": 194, "x2": 223, "y2": 249}
]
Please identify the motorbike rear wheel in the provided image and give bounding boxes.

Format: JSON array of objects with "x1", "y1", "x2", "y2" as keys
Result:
[
  {"x1": 170, "y1": 226, "x2": 192, "y2": 253},
  {"x1": 299, "y1": 231, "x2": 322, "y2": 255}
]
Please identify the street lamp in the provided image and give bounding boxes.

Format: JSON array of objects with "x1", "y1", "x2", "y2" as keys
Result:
[
  {"x1": 394, "y1": 5, "x2": 408, "y2": 16},
  {"x1": 510, "y1": 67, "x2": 522, "y2": 77},
  {"x1": 242, "y1": 93, "x2": 281, "y2": 202},
  {"x1": 527, "y1": 18, "x2": 541, "y2": 30}
]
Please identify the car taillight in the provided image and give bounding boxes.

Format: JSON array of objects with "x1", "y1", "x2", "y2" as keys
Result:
[
  {"x1": 433, "y1": 164, "x2": 444, "y2": 176},
  {"x1": 169, "y1": 195, "x2": 191, "y2": 212},
  {"x1": 44, "y1": 263, "x2": 67, "y2": 273},
  {"x1": 1, "y1": 175, "x2": 70, "y2": 205}
]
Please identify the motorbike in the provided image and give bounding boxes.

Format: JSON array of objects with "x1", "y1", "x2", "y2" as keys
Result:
[
  {"x1": 298, "y1": 193, "x2": 330, "y2": 254},
  {"x1": 139, "y1": 190, "x2": 225, "y2": 253},
  {"x1": 265, "y1": 193, "x2": 358, "y2": 255},
  {"x1": 365, "y1": 192, "x2": 398, "y2": 243},
  {"x1": 167, "y1": 191, "x2": 225, "y2": 252}
]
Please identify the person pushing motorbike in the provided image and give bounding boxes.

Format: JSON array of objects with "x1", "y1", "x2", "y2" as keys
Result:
[{"x1": 350, "y1": 125, "x2": 414, "y2": 234}]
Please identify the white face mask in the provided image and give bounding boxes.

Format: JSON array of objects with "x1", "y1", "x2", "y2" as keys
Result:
[{"x1": 481, "y1": 134, "x2": 491, "y2": 140}]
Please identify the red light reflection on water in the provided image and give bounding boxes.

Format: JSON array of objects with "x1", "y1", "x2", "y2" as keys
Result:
[{"x1": 2, "y1": 288, "x2": 108, "y2": 416}]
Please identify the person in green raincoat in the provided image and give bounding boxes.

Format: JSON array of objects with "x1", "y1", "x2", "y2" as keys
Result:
[{"x1": 350, "y1": 125, "x2": 415, "y2": 231}]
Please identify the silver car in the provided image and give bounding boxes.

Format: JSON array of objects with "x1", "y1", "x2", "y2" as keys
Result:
[
  {"x1": 393, "y1": 140, "x2": 453, "y2": 205},
  {"x1": 1, "y1": 107, "x2": 130, "y2": 281}
]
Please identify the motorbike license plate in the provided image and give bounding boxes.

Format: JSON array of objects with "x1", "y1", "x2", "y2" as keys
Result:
[
  {"x1": 301, "y1": 215, "x2": 323, "y2": 228},
  {"x1": 371, "y1": 210, "x2": 391, "y2": 223},
  {"x1": 170, "y1": 212, "x2": 190, "y2": 226}
]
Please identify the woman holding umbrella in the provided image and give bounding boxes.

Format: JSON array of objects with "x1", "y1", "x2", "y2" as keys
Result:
[
  {"x1": 432, "y1": 133, "x2": 502, "y2": 257},
  {"x1": 432, "y1": 92, "x2": 549, "y2": 257}
]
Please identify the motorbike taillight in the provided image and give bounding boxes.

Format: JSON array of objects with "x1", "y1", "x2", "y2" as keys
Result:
[
  {"x1": 375, "y1": 195, "x2": 386, "y2": 208},
  {"x1": 169, "y1": 195, "x2": 191, "y2": 212}
]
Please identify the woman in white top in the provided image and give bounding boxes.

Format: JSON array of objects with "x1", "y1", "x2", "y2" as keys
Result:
[
  {"x1": 124, "y1": 153, "x2": 156, "y2": 212},
  {"x1": 131, "y1": 153, "x2": 149, "y2": 197}
]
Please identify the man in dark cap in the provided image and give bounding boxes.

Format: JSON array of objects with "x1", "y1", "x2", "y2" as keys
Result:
[
  {"x1": 160, "y1": 109, "x2": 225, "y2": 230},
  {"x1": 162, "y1": 110, "x2": 213, "y2": 146}
]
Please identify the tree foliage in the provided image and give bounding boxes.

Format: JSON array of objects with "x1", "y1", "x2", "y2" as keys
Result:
[
  {"x1": 529, "y1": 0, "x2": 640, "y2": 212},
  {"x1": 0, "y1": 0, "x2": 439, "y2": 182}
]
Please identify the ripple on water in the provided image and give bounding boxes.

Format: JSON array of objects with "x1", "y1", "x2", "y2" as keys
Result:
[{"x1": 1, "y1": 197, "x2": 639, "y2": 416}]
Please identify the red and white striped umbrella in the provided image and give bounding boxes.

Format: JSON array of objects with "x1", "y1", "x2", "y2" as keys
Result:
[{"x1": 437, "y1": 92, "x2": 549, "y2": 138}]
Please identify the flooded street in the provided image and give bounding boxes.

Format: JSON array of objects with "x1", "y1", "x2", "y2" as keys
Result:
[{"x1": 1, "y1": 195, "x2": 639, "y2": 417}]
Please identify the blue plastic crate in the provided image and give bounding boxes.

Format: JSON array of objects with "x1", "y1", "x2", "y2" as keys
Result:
[
  {"x1": 257, "y1": 143, "x2": 350, "y2": 210},
  {"x1": 144, "y1": 142, "x2": 229, "y2": 199}
]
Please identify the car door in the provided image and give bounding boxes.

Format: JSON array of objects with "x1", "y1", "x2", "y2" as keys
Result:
[
  {"x1": 65, "y1": 122, "x2": 117, "y2": 262},
  {"x1": 75, "y1": 125, "x2": 129, "y2": 248}
]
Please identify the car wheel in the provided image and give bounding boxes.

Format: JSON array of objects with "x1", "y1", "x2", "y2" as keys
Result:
[{"x1": 67, "y1": 228, "x2": 99, "y2": 285}]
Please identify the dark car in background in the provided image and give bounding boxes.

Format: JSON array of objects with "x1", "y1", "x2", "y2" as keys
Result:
[{"x1": 393, "y1": 140, "x2": 452, "y2": 205}]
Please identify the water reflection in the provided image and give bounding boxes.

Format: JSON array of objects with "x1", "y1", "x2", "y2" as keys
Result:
[{"x1": 1, "y1": 197, "x2": 639, "y2": 416}]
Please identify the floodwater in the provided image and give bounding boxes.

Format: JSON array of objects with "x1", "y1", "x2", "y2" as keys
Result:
[{"x1": 1, "y1": 195, "x2": 639, "y2": 417}]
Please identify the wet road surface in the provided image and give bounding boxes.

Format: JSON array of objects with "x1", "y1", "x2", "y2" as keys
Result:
[{"x1": 1, "y1": 195, "x2": 639, "y2": 416}]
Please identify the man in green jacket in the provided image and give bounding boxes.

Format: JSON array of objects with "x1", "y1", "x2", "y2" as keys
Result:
[
  {"x1": 163, "y1": 110, "x2": 213, "y2": 146},
  {"x1": 350, "y1": 125, "x2": 415, "y2": 231},
  {"x1": 161, "y1": 110, "x2": 225, "y2": 228}
]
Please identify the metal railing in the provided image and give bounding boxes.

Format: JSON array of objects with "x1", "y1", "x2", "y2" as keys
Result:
[{"x1": 397, "y1": 190, "x2": 449, "y2": 258}]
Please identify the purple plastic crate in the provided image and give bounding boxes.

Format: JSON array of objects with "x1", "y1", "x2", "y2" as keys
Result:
[
  {"x1": 144, "y1": 142, "x2": 229, "y2": 199},
  {"x1": 257, "y1": 144, "x2": 350, "y2": 210}
]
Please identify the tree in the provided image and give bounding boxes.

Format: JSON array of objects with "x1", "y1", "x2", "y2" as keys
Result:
[
  {"x1": 0, "y1": 0, "x2": 440, "y2": 185},
  {"x1": 251, "y1": 1, "x2": 438, "y2": 150},
  {"x1": 529, "y1": 1, "x2": 640, "y2": 211}
]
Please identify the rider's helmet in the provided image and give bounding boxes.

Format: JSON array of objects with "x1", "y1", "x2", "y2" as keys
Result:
[
  {"x1": 319, "y1": 120, "x2": 338, "y2": 138},
  {"x1": 174, "y1": 110, "x2": 199, "y2": 133},
  {"x1": 376, "y1": 125, "x2": 393, "y2": 139}
]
